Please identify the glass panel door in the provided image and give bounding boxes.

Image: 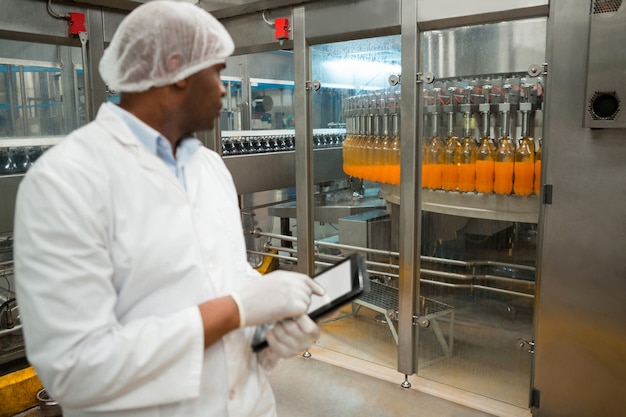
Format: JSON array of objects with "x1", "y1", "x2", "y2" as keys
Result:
[
  {"x1": 415, "y1": 18, "x2": 546, "y2": 407},
  {"x1": 309, "y1": 36, "x2": 402, "y2": 369}
]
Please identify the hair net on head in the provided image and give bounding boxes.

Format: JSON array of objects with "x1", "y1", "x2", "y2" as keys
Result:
[{"x1": 99, "y1": 0, "x2": 234, "y2": 93}]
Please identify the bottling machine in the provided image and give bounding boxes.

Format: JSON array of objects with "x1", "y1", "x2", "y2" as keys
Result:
[{"x1": 1, "y1": 1, "x2": 625, "y2": 416}]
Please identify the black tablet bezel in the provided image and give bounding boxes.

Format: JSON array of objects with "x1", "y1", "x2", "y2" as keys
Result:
[{"x1": 307, "y1": 253, "x2": 369, "y2": 320}]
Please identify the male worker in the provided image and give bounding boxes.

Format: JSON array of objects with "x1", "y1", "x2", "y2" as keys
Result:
[{"x1": 14, "y1": 1, "x2": 323, "y2": 416}]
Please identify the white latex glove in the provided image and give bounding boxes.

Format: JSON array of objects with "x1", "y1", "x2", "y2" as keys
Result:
[
  {"x1": 257, "y1": 315, "x2": 320, "y2": 372},
  {"x1": 266, "y1": 315, "x2": 320, "y2": 358},
  {"x1": 257, "y1": 347, "x2": 280, "y2": 372},
  {"x1": 231, "y1": 270, "x2": 325, "y2": 328}
]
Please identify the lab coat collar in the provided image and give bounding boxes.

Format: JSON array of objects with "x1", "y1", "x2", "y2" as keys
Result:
[{"x1": 93, "y1": 103, "x2": 186, "y2": 193}]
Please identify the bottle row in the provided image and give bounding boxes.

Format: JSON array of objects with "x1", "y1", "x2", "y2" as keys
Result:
[
  {"x1": 0, "y1": 146, "x2": 51, "y2": 175},
  {"x1": 422, "y1": 134, "x2": 541, "y2": 196},
  {"x1": 342, "y1": 132, "x2": 541, "y2": 196},
  {"x1": 221, "y1": 132, "x2": 345, "y2": 156}
]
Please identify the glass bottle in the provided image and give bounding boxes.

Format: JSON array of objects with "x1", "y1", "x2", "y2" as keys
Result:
[
  {"x1": 342, "y1": 97, "x2": 354, "y2": 176},
  {"x1": 353, "y1": 96, "x2": 368, "y2": 179},
  {"x1": 493, "y1": 110, "x2": 515, "y2": 195},
  {"x1": 458, "y1": 112, "x2": 477, "y2": 193},
  {"x1": 475, "y1": 107, "x2": 494, "y2": 193},
  {"x1": 513, "y1": 110, "x2": 535, "y2": 196},
  {"x1": 534, "y1": 139, "x2": 542, "y2": 196},
  {"x1": 366, "y1": 95, "x2": 383, "y2": 182},
  {"x1": 388, "y1": 110, "x2": 401, "y2": 185},
  {"x1": 377, "y1": 96, "x2": 391, "y2": 184},
  {"x1": 422, "y1": 111, "x2": 443, "y2": 190},
  {"x1": 441, "y1": 111, "x2": 461, "y2": 191}
]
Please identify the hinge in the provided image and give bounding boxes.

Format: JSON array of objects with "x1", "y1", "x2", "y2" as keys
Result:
[
  {"x1": 387, "y1": 310, "x2": 431, "y2": 328},
  {"x1": 542, "y1": 184, "x2": 553, "y2": 204},
  {"x1": 531, "y1": 388, "x2": 541, "y2": 408},
  {"x1": 416, "y1": 71, "x2": 435, "y2": 85},
  {"x1": 517, "y1": 338, "x2": 535, "y2": 354},
  {"x1": 528, "y1": 63, "x2": 548, "y2": 77}
]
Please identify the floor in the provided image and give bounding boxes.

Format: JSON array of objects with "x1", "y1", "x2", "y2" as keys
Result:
[{"x1": 269, "y1": 354, "x2": 496, "y2": 417}]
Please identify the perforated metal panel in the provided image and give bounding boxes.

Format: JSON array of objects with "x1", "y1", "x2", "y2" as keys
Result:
[
  {"x1": 591, "y1": 0, "x2": 622, "y2": 14},
  {"x1": 584, "y1": 0, "x2": 626, "y2": 127}
]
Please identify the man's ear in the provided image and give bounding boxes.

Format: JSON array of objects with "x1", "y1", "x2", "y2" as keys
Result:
[
  {"x1": 172, "y1": 78, "x2": 188, "y2": 90},
  {"x1": 166, "y1": 52, "x2": 188, "y2": 90}
]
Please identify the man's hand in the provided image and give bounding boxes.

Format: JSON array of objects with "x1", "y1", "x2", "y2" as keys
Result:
[{"x1": 230, "y1": 270, "x2": 325, "y2": 328}]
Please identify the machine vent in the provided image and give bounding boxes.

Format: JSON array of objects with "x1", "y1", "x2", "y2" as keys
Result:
[
  {"x1": 591, "y1": 0, "x2": 622, "y2": 14},
  {"x1": 588, "y1": 92, "x2": 621, "y2": 120}
]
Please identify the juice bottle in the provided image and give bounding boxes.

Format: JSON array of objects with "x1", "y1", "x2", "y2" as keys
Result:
[
  {"x1": 389, "y1": 133, "x2": 400, "y2": 185},
  {"x1": 513, "y1": 137, "x2": 534, "y2": 196},
  {"x1": 354, "y1": 100, "x2": 371, "y2": 179},
  {"x1": 493, "y1": 106, "x2": 515, "y2": 195},
  {"x1": 342, "y1": 98, "x2": 355, "y2": 176},
  {"x1": 387, "y1": 102, "x2": 401, "y2": 185},
  {"x1": 442, "y1": 134, "x2": 461, "y2": 191},
  {"x1": 458, "y1": 112, "x2": 477, "y2": 192},
  {"x1": 378, "y1": 94, "x2": 393, "y2": 184},
  {"x1": 377, "y1": 133, "x2": 391, "y2": 184},
  {"x1": 476, "y1": 137, "x2": 495, "y2": 193},
  {"x1": 534, "y1": 139, "x2": 542, "y2": 196},
  {"x1": 475, "y1": 105, "x2": 494, "y2": 194},
  {"x1": 441, "y1": 111, "x2": 460, "y2": 191},
  {"x1": 422, "y1": 111, "x2": 442, "y2": 189},
  {"x1": 424, "y1": 135, "x2": 443, "y2": 189},
  {"x1": 513, "y1": 108, "x2": 535, "y2": 196},
  {"x1": 494, "y1": 136, "x2": 515, "y2": 195}
]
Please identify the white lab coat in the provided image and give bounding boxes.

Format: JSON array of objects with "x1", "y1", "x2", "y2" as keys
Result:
[{"x1": 14, "y1": 104, "x2": 276, "y2": 417}]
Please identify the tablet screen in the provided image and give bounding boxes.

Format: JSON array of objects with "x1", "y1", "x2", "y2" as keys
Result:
[{"x1": 307, "y1": 258, "x2": 353, "y2": 314}]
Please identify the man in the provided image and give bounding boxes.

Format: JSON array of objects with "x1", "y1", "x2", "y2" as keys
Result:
[{"x1": 14, "y1": 2, "x2": 324, "y2": 416}]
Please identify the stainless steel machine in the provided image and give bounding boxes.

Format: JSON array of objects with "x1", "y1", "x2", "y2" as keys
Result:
[{"x1": 0, "y1": 1, "x2": 624, "y2": 416}]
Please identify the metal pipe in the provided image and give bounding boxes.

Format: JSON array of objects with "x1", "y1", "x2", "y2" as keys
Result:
[
  {"x1": 78, "y1": 32, "x2": 91, "y2": 123},
  {"x1": 248, "y1": 248, "x2": 534, "y2": 299},
  {"x1": 256, "y1": 231, "x2": 536, "y2": 273},
  {"x1": 0, "y1": 324, "x2": 22, "y2": 337},
  {"x1": 293, "y1": 5, "x2": 315, "y2": 276},
  {"x1": 18, "y1": 66, "x2": 28, "y2": 135}
]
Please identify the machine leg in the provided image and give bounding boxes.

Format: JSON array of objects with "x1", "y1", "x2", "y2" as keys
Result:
[{"x1": 401, "y1": 374, "x2": 411, "y2": 388}]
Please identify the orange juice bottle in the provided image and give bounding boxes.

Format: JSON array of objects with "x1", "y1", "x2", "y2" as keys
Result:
[
  {"x1": 424, "y1": 135, "x2": 443, "y2": 189},
  {"x1": 494, "y1": 136, "x2": 515, "y2": 195},
  {"x1": 513, "y1": 136, "x2": 534, "y2": 196},
  {"x1": 442, "y1": 138, "x2": 461, "y2": 191},
  {"x1": 534, "y1": 139, "x2": 542, "y2": 196},
  {"x1": 475, "y1": 105, "x2": 494, "y2": 194},
  {"x1": 346, "y1": 96, "x2": 360, "y2": 177},
  {"x1": 376, "y1": 94, "x2": 392, "y2": 184},
  {"x1": 387, "y1": 109, "x2": 400, "y2": 185},
  {"x1": 441, "y1": 110, "x2": 460, "y2": 191},
  {"x1": 355, "y1": 98, "x2": 372, "y2": 179},
  {"x1": 342, "y1": 97, "x2": 354, "y2": 176},
  {"x1": 379, "y1": 94, "x2": 394, "y2": 184},
  {"x1": 458, "y1": 137, "x2": 477, "y2": 192},
  {"x1": 513, "y1": 107, "x2": 535, "y2": 196},
  {"x1": 458, "y1": 112, "x2": 477, "y2": 193},
  {"x1": 423, "y1": 111, "x2": 442, "y2": 189},
  {"x1": 476, "y1": 137, "x2": 495, "y2": 193},
  {"x1": 342, "y1": 131, "x2": 352, "y2": 176},
  {"x1": 494, "y1": 107, "x2": 515, "y2": 195}
]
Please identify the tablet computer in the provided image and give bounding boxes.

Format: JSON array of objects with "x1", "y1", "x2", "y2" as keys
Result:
[{"x1": 251, "y1": 253, "x2": 370, "y2": 352}]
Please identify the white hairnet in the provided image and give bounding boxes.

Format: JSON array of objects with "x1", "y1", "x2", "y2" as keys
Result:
[{"x1": 99, "y1": 0, "x2": 234, "y2": 93}]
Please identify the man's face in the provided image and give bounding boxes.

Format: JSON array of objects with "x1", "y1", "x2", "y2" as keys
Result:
[{"x1": 185, "y1": 63, "x2": 226, "y2": 132}]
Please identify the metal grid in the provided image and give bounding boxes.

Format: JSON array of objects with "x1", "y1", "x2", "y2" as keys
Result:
[
  {"x1": 352, "y1": 279, "x2": 455, "y2": 368},
  {"x1": 358, "y1": 279, "x2": 454, "y2": 316}
]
